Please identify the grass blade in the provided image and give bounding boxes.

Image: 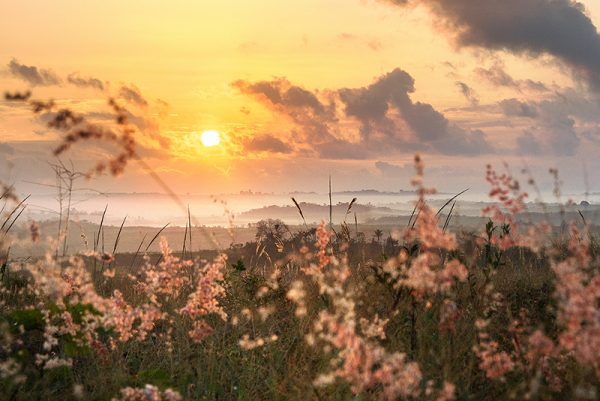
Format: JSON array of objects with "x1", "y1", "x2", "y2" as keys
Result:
[
  {"x1": 129, "y1": 233, "x2": 147, "y2": 269},
  {"x1": 442, "y1": 201, "x2": 456, "y2": 233},
  {"x1": 578, "y1": 209, "x2": 587, "y2": 226},
  {"x1": 182, "y1": 216, "x2": 189, "y2": 259},
  {"x1": 94, "y1": 205, "x2": 108, "y2": 252},
  {"x1": 329, "y1": 175, "x2": 332, "y2": 229},
  {"x1": 3, "y1": 205, "x2": 27, "y2": 236},
  {"x1": 343, "y1": 197, "x2": 357, "y2": 223},
  {"x1": 145, "y1": 223, "x2": 170, "y2": 252},
  {"x1": 112, "y1": 216, "x2": 127, "y2": 255},
  {"x1": 1, "y1": 195, "x2": 30, "y2": 232},
  {"x1": 188, "y1": 206, "x2": 193, "y2": 258},
  {"x1": 291, "y1": 197, "x2": 307, "y2": 226},
  {"x1": 436, "y1": 188, "x2": 469, "y2": 217},
  {"x1": 407, "y1": 200, "x2": 419, "y2": 228}
]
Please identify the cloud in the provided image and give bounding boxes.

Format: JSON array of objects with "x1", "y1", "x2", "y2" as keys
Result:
[
  {"x1": 516, "y1": 131, "x2": 543, "y2": 155},
  {"x1": 582, "y1": 127, "x2": 600, "y2": 144},
  {"x1": 231, "y1": 77, "x2": 338, "y2": 150},
  {"x1": 337, "y1": 68, "x2": 494, "y2": 155},
  {"x1": 233, "y1": 78, "x2": 332, "y2": 117},
  {"x1": 234, "y1": 68, "x2": 495, "y2": 158},
  {"x1": 317, "y1": 140, "x2": 369, "y2": 160},
  {"x1": 505, "y1": 96, "x2": 581, "y2": 156},
  {"x1": 496, "y1": 89, "x2": 600, "y2": 155},
  {"x1": 455, "y1": 81, "x2": 479, "y2": 106},
  {"x1": 67, "y1": 73, "x2": 105, "y2": 90},
  {"x1": 541, "y1": 114, "x2": 580, "y2": 156},
  {"x1": 386, "y1": 0, "x2": 600, "y2": 90},
  {"x1": 244, "y1": 134, "x2": 293, "y2": 154},
  {"x1": 475, "y1": 63, "x2": 548, "y2": 92},
  {"x1": 7, "y1": 59, "x2": 61, "y2": 86},
  {"x1": 374, "y1": 160, "x2": 411, "y2": 176},
  {"x1": 499, "y1": 98, "x2": 539, "y2": 118},
  {"x1": 336, "y1": 33, "x2": 383, "y2": 51},
  {"x1": 119, "y1": 84, "x2": 148, "y2": 106}
]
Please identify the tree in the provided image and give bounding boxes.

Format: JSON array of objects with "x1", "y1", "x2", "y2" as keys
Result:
[
  {"x1": 373, "y1": 229, "x2": 384, "y2": 244},
  {"x1": 255, "y1": 219, "x2": 289, "y2": 244}
]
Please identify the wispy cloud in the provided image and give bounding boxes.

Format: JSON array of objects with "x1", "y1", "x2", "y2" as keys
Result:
[
  {"x1": 499, "y1": 99, "x2": 539, "y2": 118},
  {"x1": 8, "y1": 59, "x2": 106, "y2": 92},
  {"x1": 119, "y1": 84, "x2": 148, "y2": 107},
  {"x1": 67, "y1": 73, "x2": 105, "y2": 90},
  {"x1": 455, "y1": 81, "x2": 479, "y2": 106},
  {"x1": 475, "y1": 63, "x2": 548, "y2": 92},
  {"x1": 8, "y1": 59, "x2": 61, "y2": 86}
]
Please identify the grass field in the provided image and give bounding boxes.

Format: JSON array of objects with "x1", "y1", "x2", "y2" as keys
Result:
[{"x1": 2, "y1": 156, "x2": 600, "y2": 401}]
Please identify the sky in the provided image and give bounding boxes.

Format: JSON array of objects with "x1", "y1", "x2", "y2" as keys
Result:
[{"x1": 2, "y1": 0, "x2": 600, "y2": 198}]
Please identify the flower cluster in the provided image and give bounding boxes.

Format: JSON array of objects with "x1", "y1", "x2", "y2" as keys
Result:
[
  {"x1": 112, "y1": 385, "x2": 182, "y2": 401},
  {"x1": 179, "y1": 253, "x2": 227, "y2": 343},
  {"x1": 397, "y1": 154, "x2": 468, "y2": 295},
  {"x1": 552, "y1": 224, "x2": 600, "y2": 377}
]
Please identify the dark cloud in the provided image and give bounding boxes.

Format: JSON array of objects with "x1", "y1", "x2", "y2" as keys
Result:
[
  {"x1": 374, "y1": 160, "x2": 411, "y2": 176},
  {"x1": 582, "y1": 127, "x2": 600, "y2": 144},
  {"x1": 234, "y1": 68, "x2": 495, "y2": 158},
  {"x1": 7, "y1": 59, "x2": 61, "y2": 86},
  {"x1": 119, "y1": 85, "x2": 148, "y2": 106},
  {"x1": 499, "y1": 98, "x2": 539, "y2": 118},
  {"x1": 337, "y1": 68, "x2": 494, "y2": 155},
  {"x1": 542, "y1": 114, "x2": 580, "y2": 156},
  {"x1": 317, "y1": 140, "x2": 369, "y2": 160},
  {"x1": 67, "y1": 73, "x2": 104, "y2": 90},
  {"x1": 510, "y1": 96, "x2": 581, "y2": 156},
  {"x1": 233, "y1": 78, "x2": 331, "y2": 117},
  {"x1": 497, "y1": 89, "x2": 600, "y2": 155},
  {"x1": 516, "y1": 131, "x2": 543, "y2": 155},
  {"x1": 456, "y1": 81, "x2": 479, "y2": 106},
  {"x1": 536, "y1": 89, "x2": 600, "y2": 123},
  {"x1": 387, "y1": 0, "x2": 600, "y2": 90},
  {"x1": 475, "y1": 63, "x2": 548, "y2": 92},
  {"x1": 245, "y1": 134, "x2": 293, "y2": 154}
]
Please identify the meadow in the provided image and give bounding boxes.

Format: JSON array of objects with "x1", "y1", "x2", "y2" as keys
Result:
[{"x1": 1, "y1": 93, "x2": 600, "y2": 401}]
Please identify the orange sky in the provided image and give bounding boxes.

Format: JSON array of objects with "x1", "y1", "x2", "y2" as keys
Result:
[{"x1": 2, "y1": 0, "x2": 600, "y2": 195}]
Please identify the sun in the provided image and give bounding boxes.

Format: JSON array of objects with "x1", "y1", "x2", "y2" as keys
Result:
[{"x1": 200, "y1": 130, "x2": 221, "y2": 147}]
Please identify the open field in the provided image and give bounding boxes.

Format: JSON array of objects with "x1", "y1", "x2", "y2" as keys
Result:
[{"x1": 2, "y1": 170, "x2": 600, "y2": 401}]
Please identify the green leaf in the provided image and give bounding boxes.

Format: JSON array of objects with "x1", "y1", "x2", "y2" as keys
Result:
[
  {"x1": 138, "y1": 368, "x2": 172, "y2": 387},
  {"x1": 7, "y1": 309, "x2": 45, "y2": 332}
]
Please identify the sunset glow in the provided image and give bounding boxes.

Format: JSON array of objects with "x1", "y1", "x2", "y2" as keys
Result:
[{"x1": 1, "y1": 0, "x2": 600, "y2": 195}]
